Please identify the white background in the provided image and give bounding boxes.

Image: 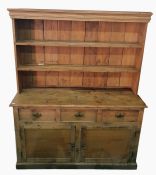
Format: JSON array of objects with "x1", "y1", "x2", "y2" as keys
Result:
[{"x1": 0, "y1": 0, "x2": 156, "y2": 175}]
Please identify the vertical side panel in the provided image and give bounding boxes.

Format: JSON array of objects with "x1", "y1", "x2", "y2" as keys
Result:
[
  {"x1": 12, "y1": 19, "x2": 21, "y2": 92},
  {"x1": 15, "y1": 20, "x2": 20, "y2": 40},
  {"x1": 132, "y1": 23, "x2": 147, "y2": 94},
  {"x1": 137, "y1": 110, "x2": 144, "y2": 128},
  {"x1": 13, "y1": 108, "x2": 22, "y2": 162}
]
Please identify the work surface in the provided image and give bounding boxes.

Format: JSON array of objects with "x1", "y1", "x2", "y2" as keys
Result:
[{"x1": 10, "y1": 88, "x2": 146, "y2": 109}]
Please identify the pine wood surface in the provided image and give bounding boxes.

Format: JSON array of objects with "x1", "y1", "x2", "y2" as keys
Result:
[
  {"x1": 17, "y1": 65, "x2": 138, "y2": 73},
  {"x1": 8, "y1": 9, "x2": 152, "y2": 22},
  {"x1": 10, "y1": 88, "x2": 146, "y2": 109},
  {"x1": 10, "y1": 14, "x2": 151, "y2": 93},
  {"x1": 9, "y1": 9, "x2": 151, "y2": 169}
]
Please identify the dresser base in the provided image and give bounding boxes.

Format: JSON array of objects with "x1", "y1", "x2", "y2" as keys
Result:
[{"x1": 16, "y1": 162, "x2": 137, "y2": 169}]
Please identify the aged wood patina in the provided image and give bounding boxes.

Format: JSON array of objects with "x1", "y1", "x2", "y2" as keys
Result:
[{"x1": 8, "y1": 9, "x2": 152, "y2": 169}]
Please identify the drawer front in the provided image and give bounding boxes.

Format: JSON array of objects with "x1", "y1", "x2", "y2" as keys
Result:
[
  {"x1": 19, "y1": 108, "x2": 57, "y2": 121},
  {"x1": 102, "y1": 110, "x2": 138, "y2": 123},
  {"x1": 61, "y1": 109, "x2": 97, "y2": 122}
]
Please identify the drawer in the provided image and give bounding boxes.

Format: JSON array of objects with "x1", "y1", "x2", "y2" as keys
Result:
[
  {"x1": 60, "y1": 109, "x2": 97, "y2": 122},
  {"x1": 19, "y1": 108, "x2": 57, "y2": 121},
  {"x1": 102, "y1": 110, "x2": 138, "y2": 123}
]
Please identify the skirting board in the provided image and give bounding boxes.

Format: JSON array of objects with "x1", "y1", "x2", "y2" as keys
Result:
[{"x1": 16, "y1": 162, "x2": 137, "y2": 169}]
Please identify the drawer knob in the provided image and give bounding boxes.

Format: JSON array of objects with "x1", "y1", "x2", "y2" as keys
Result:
[
  {"x1": 81, "y1": 143, "x2": 86, "y2": 149},
  {"x1": 74, "y1": 112, "x2": 84, "y2": 118},
  {"x1": 32, "y1": 112, "x2": 42, "y2": 120},
  {"x1": 115, "y1": 113, "x2": 125, "y2": 119}
]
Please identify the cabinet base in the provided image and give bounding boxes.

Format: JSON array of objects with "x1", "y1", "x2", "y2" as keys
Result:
[{"x1": 16, "y1": 162, "x2": 137, "y2": 169}]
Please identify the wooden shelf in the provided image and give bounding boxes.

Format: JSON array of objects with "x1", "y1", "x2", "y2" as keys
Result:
[
  {"x1": 17, "y1": 65, "x2": 138, "y2": 73},
  {"x1": 16, "y1": 40, "x2": 143, "y2": 48}
]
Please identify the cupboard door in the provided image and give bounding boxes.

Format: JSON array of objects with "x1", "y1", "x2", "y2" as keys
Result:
[
  {"x1": 80, "y1": 125, "x2": 135, "y2": 163},
  {"x1": 20, "y1": 123, "x2": 76, "y2": 163}
]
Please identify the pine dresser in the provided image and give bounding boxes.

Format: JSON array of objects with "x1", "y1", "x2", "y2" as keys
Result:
[{"x1": 8, "y1": 9, "x2": 152, "y2": 169}]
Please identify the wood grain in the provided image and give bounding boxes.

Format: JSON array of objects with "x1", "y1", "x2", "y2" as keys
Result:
[
  {"x1": 10, "y1": 88, "x2": 146, "y2": 109},
  {"x1": 8, "y1": 9, "x2": 152, "y2": 23},
  {"x1": 9, "y1": 9, "x2": 150, "y2": 169}
]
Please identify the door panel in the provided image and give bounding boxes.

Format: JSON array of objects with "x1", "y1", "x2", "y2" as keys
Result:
[
  {"x1": 80, "y1": 125, "x2": 135, "y2": 163},
  {"x1": 21, "y1": 123, "x2": 75, "y2": 163}
]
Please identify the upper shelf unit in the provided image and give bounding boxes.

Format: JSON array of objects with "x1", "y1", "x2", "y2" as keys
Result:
[{"x1": 8, "y1": 9, "x2": 152, "y2": 93}]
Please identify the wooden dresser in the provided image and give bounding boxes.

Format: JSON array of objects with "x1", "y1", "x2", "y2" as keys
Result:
[{"x1": 8, "y1": 9, "x2": 152, "y2": 169}]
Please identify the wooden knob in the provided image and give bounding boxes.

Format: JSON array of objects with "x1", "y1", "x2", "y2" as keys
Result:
[
  {"x1": 74, "y1": 112, "x2": 84, "y2": 118},
  {"x1": 32, "y1": 112, "x2": 42, "y2": 120},
  {"x1": 115, "y1": 113, "x2": 125, "y2": 119}
]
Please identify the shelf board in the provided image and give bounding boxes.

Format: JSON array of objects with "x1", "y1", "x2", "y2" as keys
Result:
[
  {"x1": 17, "y1": 65, "x2": 138, "y2": 73},
  {"x1": 16, "y1": 40, "x2": 143, "y2": 48}
]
